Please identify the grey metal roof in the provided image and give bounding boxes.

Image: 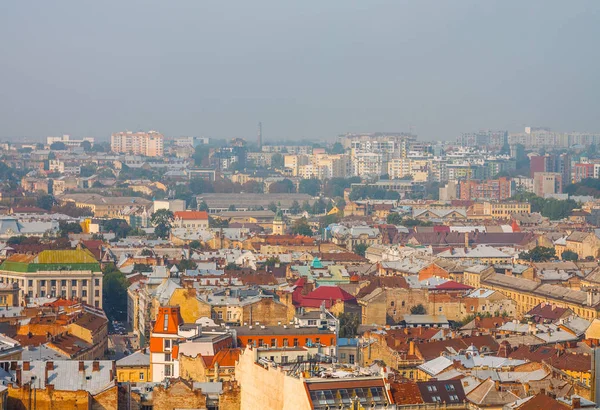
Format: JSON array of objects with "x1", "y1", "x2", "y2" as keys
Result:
[{"x1": 116, "y1": 350, "x2": 150, "y2": 367}]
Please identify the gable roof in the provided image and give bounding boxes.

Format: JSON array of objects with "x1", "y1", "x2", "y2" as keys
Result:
[{"x1": 174, "y1": 211, "x2": 209, "y2": 220}]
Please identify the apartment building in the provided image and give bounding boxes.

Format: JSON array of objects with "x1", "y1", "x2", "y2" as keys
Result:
[
  {"x1": 533, "y1": 172, "x2": 562, "y2": 197},
  {"x1": 111, "y1": 130, "x2": 164, "y2": 157},
  {"x1": 0, "y1": 249, "x2": 103, "y2": 308},
  {"x1": 459, "y1": 177, "x2": 512, "y2": 201}
]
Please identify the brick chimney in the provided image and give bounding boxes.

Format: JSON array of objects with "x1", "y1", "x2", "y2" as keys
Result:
[
  {"x1": 92, "y1": 361, "x2": 100, "y2": 372},
  {"x1": 23, "y1": 362, "x2": 30, "y2": 371},
  {"x1": 15, "y1": 368, "x2": 22, "y2": 386},
  {"x1": 78, "y1": 361, "x2": 85, "y2": 372},
  {"x1": 46, "y1": 361, "x2": 54, "y2": 371},
  {"x1": 572, "y1": 397, "x2": 581, "y2": 409},
  {"x1": 47, "y1": 384, "x2": 54, "y2": 392}
]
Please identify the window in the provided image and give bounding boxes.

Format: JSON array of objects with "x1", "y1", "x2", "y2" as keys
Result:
[
  {"x1": 164, "y1": 364, "x2": 173, "y2": 377},
  {"x1": 61, "y1": 280, "x2": 66, "y2": 287},
  {"x1": 349, "y1": 354, "x2": 355, "y2": 364},
  {"x1": 40, "y1": 280, "x2": 46, "y2": 286},
  {"x1": 427, "y1": 386, "x2": 438, "y2": 392},
  {"x1": 164, "y1": 353, "x2": 171, "y2": 361},
  {"x1": 271, "y1": 339, "x2": 276, "y2": 347},
  {"x1": 163, "y1": 314, "x2": 169, "y2": 331},
  {"x1": 82, "y1": 290, "x2": 87, "y2": 297},
  {"x1": 449, "y1": 395, "x2": 459, "y2": 402},
  {"x1": 470, "y1": 306, "x2": 474, "y2": 311},
  {"x1": 72, "y1": 280, "x2": 77, "y2": 286},
  {"x1": 82, "y1": 280, "x2": 87, "y2": 287},
  {"x1": 40, "y1": 291, "x2": 46, "y2": 297},
  {"x1": 95, "y1": 301, "x2": 99, "y2": 308},
  {"x1": 139, "y1": 373, "x2": 145, "y2": 380},
  {"x1": 218, "y1": 312, "x2": 223, "y2": 320},
  {"x1": 431, "y1": 396, "x2": 441, "y2": 403},
  {"x1": 293, "y1": 338, "x2": 299, "y2": 347},
  {"x1": 50, "y1": 280, "x2": 56, "y2": 287},
  {"x1": 315, "y1": 338, "x2": 320, "y2": 344},
  {"x1": 164, "y1": 339, "x2": 171, "y2": 350},
  {"x1": 258, "y1": 339, "x2": 264, "y2": 347},
  {"x1": 340, "y1": 353, "x2": 346, "y2": 359},
  {"x1": 308, "y1": 319, "x2": 317, "y2": 326},
  {"x1": 95, "y1": 279, "x2": 100, "y2": 286},
  {"x1": 28, "y1": 280, "x2": 33, "y2": 287},
  {"x1": 438, "y1": 306, "x2": 442, "y2": 312},
  {"x1": 247, "y1": 339, "x2": 253, "y2": 346},
  {"x1": 283, "y1": 338, "x2": 288, "y2": 347},
  {"x1": 281, "y1": 356, "x2": 288, "y2": 364},
  {"x1": 95, "y1": 290, "x2": 100, "y2": 297},
  {"x1": 71, "y1": 290, "x2": 77, "y2": 298},
  {"x1": 390, "y1": 301, "x2": 395, "y2": 307},
  {"x1": 445, "y1": 384, "x2": 455, "y2": 392},
  {"x1": 227, "y1": 311, "x2": 231, "y2": 320}
]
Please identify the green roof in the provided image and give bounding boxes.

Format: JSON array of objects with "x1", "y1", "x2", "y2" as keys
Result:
[{"x1": 0, "y1": 249, "x2": 101, "y2": 273}]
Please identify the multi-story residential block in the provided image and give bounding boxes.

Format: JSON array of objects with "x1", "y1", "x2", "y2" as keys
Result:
[
  {"x1": 459, "y1": 177, "x2": 512, "y2": 201},
  {"x1": 533, "y1": 172, "x2": 562, "y2": 197},
  {"x1": 387, "y1": 158, "x2": 430, "y2": 182},
  {"x1": 110, "y1": 130, "x2": 164, "y2": 157},
  {"x1": 573, "y1": 163, "x2": 595, "y2": 182},
  {"x1": 0, "y1": 249, "x2": 103, "y2": 307},
  {"x1": 173, "y1": 211, "x2": 209, "y2": 229},
  {"x1": 47, "y1": 134, "x2": 95, "y2": 147}
]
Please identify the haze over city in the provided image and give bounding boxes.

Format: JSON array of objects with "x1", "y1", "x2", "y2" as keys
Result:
[{"x1": 1, "y1": 0, "x2": 599, "y2": 141}]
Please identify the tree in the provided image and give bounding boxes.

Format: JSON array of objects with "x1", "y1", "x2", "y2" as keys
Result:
[
  {"x1": 101, "y1": 219, "x2": 132, "y2": 239},
  {"x1": 102, "y1": 265, "x2": 128, "y2": 321},
  {"x1": 311, "y1": 198, "x2": 327, "y2": 215},
  {"x1": 353, "y1": 243, "x2": 368, "y2": 257},
  {"x1": 151, "y1": 209, "x2": 174, "y2": 239},
  {"x1": 338, "y1": 312, "x2": 359, "y2": 338},
  {"x1": 242, "y1": 180, "x2": 263, "y2": 194},
  {"x1": 50, "y1": 141, "x2": 67, "y2": 150},
  {"x1": 176, "y1": 259, "x2": 198, "y2": 272},
  {"x1": 269, "y1": 179, "x2": 295, "y2": 193},
  {"x1": 386, "y1": 212, "x2": 403, "y2": 225},
  {"x1": 410, "y1": 304, "x2": 427, "y2": 315},
  {"x1": 189, "y1": 240, "x2": 202, "y2": 249},
  {"x1": 268, "y1": 202, "x2": 278, "y2": 213},
  {"x1": 263, "y1": 257, "x2": 281, "y2": 267},
  {"x1": 51, "y1": 202, "x2": 93, "y2": 218},
  {"x1": 330, "y1": 142, "x2": 345, "y2": 154},
  {"x1": 81, "y1": 141, "x2": 92, "y2": 151},
  {"x1": 140, "y1": 249, "x2": 154, "y2": 256},
  {"x1": 291, "y1": 218, "x2": 313, "y2": 236},
  {"x1": 290, "y1": 200, "x2": 301, "y2": 215},
  {"x1": 519, "y1": 246, "x2": 557, "y2": 262},
  {"x1": 36, "y1": 194, "x2": 56, "y2": 211},
  {"x1": 228, "y1": 204, "x2": 237, "y2": 211},
  {"x1": 132, "y1": 263, "x2": 153, "y2": 273},
  {"x1": 299, "y1": 179, "x2": 321, "y2": 196},
  {"x1": 209, "y1": 216, "x2": 229, "y2": 228},
  {"x1": 189, "y1": 178, "x2": 213, "y2": 195},
  {"x1": 58, "y1": 221, "x2": 83, "y2": 237},
  {"x1": 198, "y1": 201, "x2": 209, "y2": 212},
  {"x1": 271, "y1": 153, "x2": 284, "y2": 169},
  {"x1": 561, "y1": 250, "x2": 579, "y2": 262}
]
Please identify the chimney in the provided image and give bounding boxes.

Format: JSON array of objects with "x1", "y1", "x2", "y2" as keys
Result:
[
  {"x1": 587, "y1": 290, "x2": 593, "y2": 306},
  {"x1": 523, "y1": 383, "x2": 530, "y2": 395},
  {"x1": 46, "y1": 361, "x2": 54, "y2": 371},
  {"x1": 16, "y1": 368, "x2": 22, "y2": 386},
  {"x1": 92, "y1": 361, "x2": 100, "y2": 372},
  {"x1": 409, "y1": 341, "x2": 415, "y2": 356},
  {"x1": 47, "y1": 384, "x2": 54, "y2": 392},
  {"x1": 79, "y1": 361, "x2": 85, "y2": 372},
  {"x1": 23, "y1": 362, "x2": 30, "y2": 371},
  {"x1": 572, "y1": 397, "x2": 581, "y2": 409},
  {"x1": 465, "y1": 232, "x2": 469, "y2": 248}
]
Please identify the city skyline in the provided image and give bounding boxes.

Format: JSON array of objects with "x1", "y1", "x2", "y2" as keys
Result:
[{"x1": 1, "y1": 1, "x2": 599, "y2": 141}]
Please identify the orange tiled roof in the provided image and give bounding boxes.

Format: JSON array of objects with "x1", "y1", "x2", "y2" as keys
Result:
[{"x1": 174, "y1": 211, "x2": 209, "y2": 220}]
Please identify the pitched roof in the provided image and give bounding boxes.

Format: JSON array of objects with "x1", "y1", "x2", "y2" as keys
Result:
[
  {"x1": 435, "y1": 281, "x2": 473, "y2": 291},
  {"x1": 174, "y1": 211, "x2": 209, "y2": 220},
  {"x1": 514, "y1": 393, "x2": 569, "y2": 410}
]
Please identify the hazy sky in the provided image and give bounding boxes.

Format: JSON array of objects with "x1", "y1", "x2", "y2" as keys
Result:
[{"x1": 1, "y1": 1, "x2": 599, "y2": 142}]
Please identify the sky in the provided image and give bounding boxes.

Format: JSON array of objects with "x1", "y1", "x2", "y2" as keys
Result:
[{"x1": 1, "y1": 1, "x2": 599, "y2": 142}]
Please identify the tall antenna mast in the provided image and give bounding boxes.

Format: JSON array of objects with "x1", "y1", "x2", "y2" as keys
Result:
[{"x1": 257, "y1": 122, "x2": 263, "y2": 150}]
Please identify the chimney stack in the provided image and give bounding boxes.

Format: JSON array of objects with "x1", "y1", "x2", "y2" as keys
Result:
[
  {"x1": 571, "y1": 397, "x2": 580, "y2": 409},
  {"x1": 23, "y1": 362, "x2": 30, "y2": 371},
  {"x1": 79, "y1": 361, "x2": 85, "y2": 372},
  {"x1": 92, "y1": 361, "x2": 100, "y2": 372}
]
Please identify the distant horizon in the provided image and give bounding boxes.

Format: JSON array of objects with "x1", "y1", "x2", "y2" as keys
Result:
[
  {"x1": 3, "y1": 124, "x2": 600, "y2": 145},
  {"x1": 1, "y1": 1, "x2": 599, "y2": 142}
]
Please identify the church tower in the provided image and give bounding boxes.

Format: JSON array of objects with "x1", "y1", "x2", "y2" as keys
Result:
[{"x1": 272, "y1": 208, "x2": 286, "y2": 235}]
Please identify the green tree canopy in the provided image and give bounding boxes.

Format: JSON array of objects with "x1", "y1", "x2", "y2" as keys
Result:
[
  {"x1": 291, "y1": 218, "x2": 313, "y2": 236},
  {"x1": 519, "y1": 246, "x2": 557, "y2": 262},
  {"x1": 151, "y1": 209, "x2": 174, "y2": 239},
  {"x1": 353, "y1": 243, "x2": 368, "y2": 257},
  {"x1": 561, "y1": 250, "x2": 579, "y2": 262},
  {"x1": 410, "y1": 304, "x2": 427, "y2": 314}
]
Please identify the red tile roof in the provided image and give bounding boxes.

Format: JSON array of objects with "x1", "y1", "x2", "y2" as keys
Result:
[
  {"x1": 174, "y1": 211, "x2": 209, "y2": 220},
  {"x1": 434, "y1": 281, "x2": 474, "y2": 291}
]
